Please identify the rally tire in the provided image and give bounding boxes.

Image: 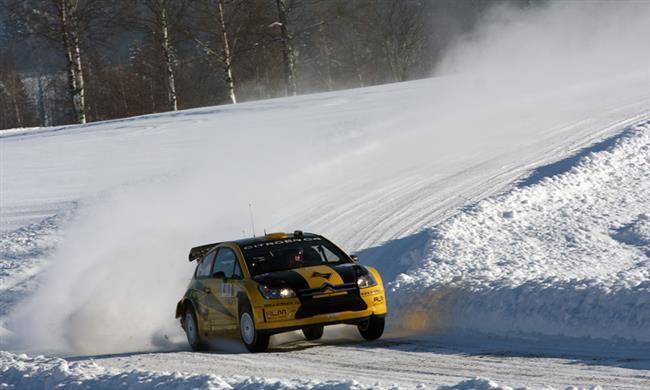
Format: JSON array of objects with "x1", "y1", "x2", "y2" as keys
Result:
[
  {"x1": 302, "y1": 325, "x2": 324, "y2": 341},
  {"x1": 358, "y1": 315, "x2": 385, "y2": 340},
  {"x1": 183, "y1": 305, "x2": 208, "y2": 351},
  {"x1": 239, "y1": 303, "x2": 269, "y2": 352}
]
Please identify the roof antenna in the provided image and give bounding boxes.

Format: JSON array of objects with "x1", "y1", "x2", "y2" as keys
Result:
[{"x1": 248, "y1": 203, "x2": 256, "y2": 237}]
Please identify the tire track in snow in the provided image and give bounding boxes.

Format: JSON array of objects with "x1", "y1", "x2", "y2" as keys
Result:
[
  {"x1": 291, "y1": 110, "x2": 650, "y2": 252},
  {"x1": 75, "y1": 336, "x2": 650, "y2": 389}
]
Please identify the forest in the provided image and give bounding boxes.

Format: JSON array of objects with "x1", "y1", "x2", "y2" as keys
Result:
[{"x1": 0, "y1": 0, "x2": 540, "y2": 130}]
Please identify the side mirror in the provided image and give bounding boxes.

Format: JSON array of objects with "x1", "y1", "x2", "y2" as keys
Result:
[
  {"x1": 350, "y1": 254, "x2": 359, "y2": 262},
  {"x1": 213, "y1": 271, "x2": 226, "y2": 280}
]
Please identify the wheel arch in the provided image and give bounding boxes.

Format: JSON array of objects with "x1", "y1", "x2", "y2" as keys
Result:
[{"x1": 175, "y1": 298, "x2": 196, "y2": 319}]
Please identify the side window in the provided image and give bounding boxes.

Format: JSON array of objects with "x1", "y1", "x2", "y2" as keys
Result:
[
  {"x1": 318, "y1": 245, "x2": 342, "y2": 263},
  {"x1": 232, "y1": 259, "x2": 243, "y2": 279},
  {"x1": 212, "y1": 247, "x2": 237, "y2": 278},
  {"x1": 196, "y1": 251, "x2": 216, "y2": 278}
]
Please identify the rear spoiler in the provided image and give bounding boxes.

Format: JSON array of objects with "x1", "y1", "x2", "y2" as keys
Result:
[{"x1": 188, "y1": 242, "x2": 220, "y2": 262}]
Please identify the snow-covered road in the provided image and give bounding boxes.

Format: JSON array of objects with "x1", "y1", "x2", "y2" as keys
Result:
[{"x1": 4, "y1": 331, "x2": 648, "y2": 389}]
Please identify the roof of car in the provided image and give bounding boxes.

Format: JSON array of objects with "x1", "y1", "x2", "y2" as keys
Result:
[
  {"x1": 188, "y1": 231, "x2": 319, "y2": 261},
  {"x1": 232, "y1": 231, "x2": 320, "y2": 247}
]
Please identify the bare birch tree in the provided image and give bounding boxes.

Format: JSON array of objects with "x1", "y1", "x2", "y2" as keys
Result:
[
  {"x1": 5, "y1": 0, "x2": 87, "y2": 123},
  {"x1": 217, "y1": 0, "x2": 236, "y2": 103},
  {"x1": 4, "y1": 0, "x2": 127, "y2": 125},
  {"x1": 182, "y1": 0, "x2": 259, "y2": 104},
  {"x1": 275, "y1": 0, "x2": 297, "y2": 96},
  {"x1": 56, "y1": 0, "x2": 86, "y2": 123},
  {"x1": 139, "y1": 0, "x2": 183, "y2": 112},
  {"x1": 161, "y1": 5, "x2": 177, "y2": 111}
]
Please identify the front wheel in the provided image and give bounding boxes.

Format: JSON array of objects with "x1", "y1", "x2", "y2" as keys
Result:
[
  {"x1": 302, "y1": 325, "x2": 324, "y2": 341},
  {"x1": 239, "y1": 304, "x2": 269, "y2": 352},
  {"x1": 358, "y1": 315, "x2": 385, "y2": 340}
]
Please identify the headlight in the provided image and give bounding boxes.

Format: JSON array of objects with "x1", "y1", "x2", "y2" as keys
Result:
[
  {"x1": 356, "y1": 273, "x2": 377, "y2": 289},
  {"x1": 258, "y1": 285, "x2": 296, "y2": 299}
]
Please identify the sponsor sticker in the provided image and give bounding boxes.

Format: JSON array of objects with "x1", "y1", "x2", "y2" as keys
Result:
[
  {"x1": 265, "y1": 301, "x2": 296, "y2": 307},
  {"x1": 361, "y1": 290, "x2": 381, "y2": 297},
  {"x1": 265, "y1": 308, "x2": 292, "y2": 321},
  {"x1": 220, "y1": 283, "x2": 234, "y2": 297},
  {"x1": 242, "y1": 237, "x2": 322, "y2": 251}
]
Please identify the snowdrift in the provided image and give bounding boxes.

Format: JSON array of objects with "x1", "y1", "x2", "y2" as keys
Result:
[
  {"x1": 390, "y1": 121, "x2": 650, "y2": 342},
  {"x1": 0, "y1": 351, "x2": 516, "y2": 390}
]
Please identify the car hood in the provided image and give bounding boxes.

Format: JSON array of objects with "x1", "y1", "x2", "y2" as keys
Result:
[{"x1": 252, "y1": 263, "x2": 369, "y2": 291}]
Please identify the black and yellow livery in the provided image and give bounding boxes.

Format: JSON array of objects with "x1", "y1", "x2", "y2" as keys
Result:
[{"x1": 175, "y1": 231, "x2": 387, "y2": 352}]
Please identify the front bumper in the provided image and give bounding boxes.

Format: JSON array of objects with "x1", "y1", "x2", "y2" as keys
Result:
[
  {"x1": 253, "y1": 285, "x2": 387, "y2": 332},
  {"x1": 258, "y1": 314, "x2": 386, "y2": 335}
]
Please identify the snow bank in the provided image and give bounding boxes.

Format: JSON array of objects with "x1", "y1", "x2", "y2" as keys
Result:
[
  {"x1": 0, "y1": 352, "x2": 373, "y2": 389},
  {"x1": 437, "y1": 378, "x2": 516, "y2": 390},
  {"x1": 0, "y1": 351, "x2": 525, "y2": 390},
  {"x1": 390, "y1": 122, "x2": 650, "y2": 341}
]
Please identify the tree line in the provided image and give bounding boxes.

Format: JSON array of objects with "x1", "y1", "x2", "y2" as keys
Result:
[{"x1": 0, "y1": 0, "x2": 539, "y2": 130}]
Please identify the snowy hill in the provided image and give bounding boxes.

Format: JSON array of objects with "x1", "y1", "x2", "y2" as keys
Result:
[{"x1": 2, "y1": 1, "x2": 650, "y2": 388}]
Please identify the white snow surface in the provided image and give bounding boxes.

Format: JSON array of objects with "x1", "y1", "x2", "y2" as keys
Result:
[
  {"x1": 390, "y1": 122, "x2": 650, "y2": 341},
  {"x1": 0, "y1": 348, "x2": 623, "y2": 390},
  {"x1": 0, "y1": 351, "x2": 382, "y2": 390},
  {"x1": 1, "y1": 1, "x2": 650, "y2": 388}
]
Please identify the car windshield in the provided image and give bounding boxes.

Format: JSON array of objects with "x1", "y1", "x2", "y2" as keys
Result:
[{"x1": 241, "y1": 237, "x2": 351, "y2": 276}]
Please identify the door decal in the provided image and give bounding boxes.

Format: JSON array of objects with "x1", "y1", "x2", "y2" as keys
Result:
[{"x1": 220, "y1": 283, "x2": 234, "y2": 297}]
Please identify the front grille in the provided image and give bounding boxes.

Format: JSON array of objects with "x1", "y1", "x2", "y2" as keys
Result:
[
  {"x1": 295, "y1": 291, "x2": 367, "y2": 319},
  {"x1": 297, "y1": 282, "x2": 358, "y2": 297}
]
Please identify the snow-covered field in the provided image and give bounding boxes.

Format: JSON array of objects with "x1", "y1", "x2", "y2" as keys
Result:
[{"x1": 1, "y1": 1, "x2": 650, "y2": 389}]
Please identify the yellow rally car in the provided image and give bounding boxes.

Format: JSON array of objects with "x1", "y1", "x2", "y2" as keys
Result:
[{"x1": 175, "y1": 231, "x2": 387, "y2": 352}]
